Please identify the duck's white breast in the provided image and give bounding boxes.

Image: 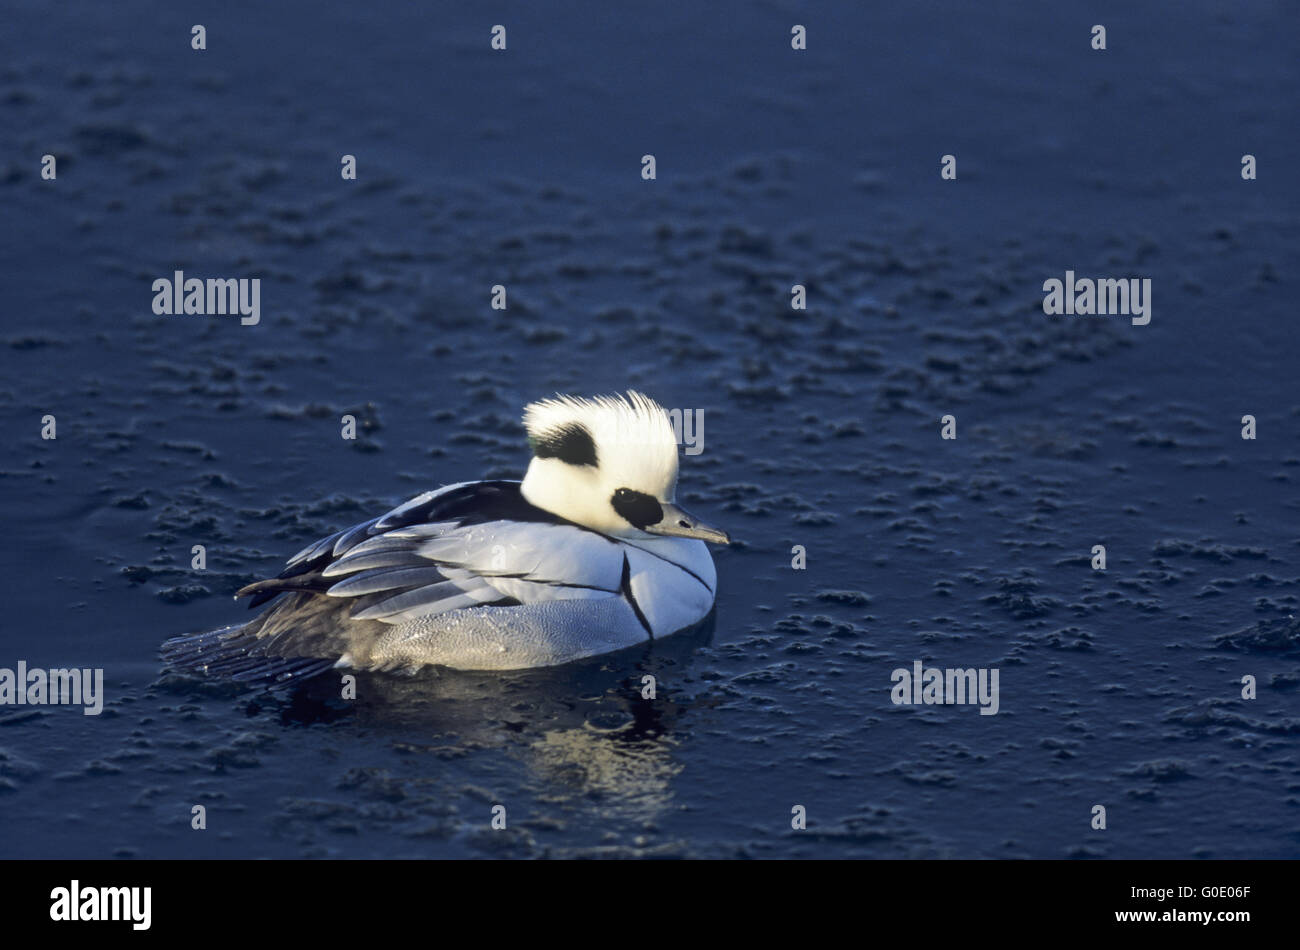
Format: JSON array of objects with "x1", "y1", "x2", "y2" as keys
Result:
[
  {"x1": 620, "y1": 537, "x2": 717, "y2": 638},
  {"x1": 371, "y1": 536, "x2": 717, "y2": 671}
]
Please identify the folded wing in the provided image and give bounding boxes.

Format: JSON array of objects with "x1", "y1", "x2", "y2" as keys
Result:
[{"x1": 162, "y1": 480, "x2": 623, "y2": 679}]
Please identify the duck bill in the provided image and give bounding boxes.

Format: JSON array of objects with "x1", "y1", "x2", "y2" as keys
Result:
[{"x1": 645, "y1": 503, "x2": 731, "y2": 545}]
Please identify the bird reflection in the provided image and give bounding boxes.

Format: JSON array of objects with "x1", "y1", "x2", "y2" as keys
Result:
[{"x1": 252, "y1": 614, "x2": 717, "y2": 821}]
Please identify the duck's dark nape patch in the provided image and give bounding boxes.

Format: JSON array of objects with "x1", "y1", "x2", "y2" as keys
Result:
[
  {"x1": 532, "y1": 423, "x2": 598, "y2": 467},
  {"x1": 612, "y1": 487, "x2": 663, "y2": 530}
]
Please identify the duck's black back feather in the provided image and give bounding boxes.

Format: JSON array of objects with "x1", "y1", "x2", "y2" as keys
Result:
[{"x1": 245, "y1": 480, "x2": 560, "y2": 606}]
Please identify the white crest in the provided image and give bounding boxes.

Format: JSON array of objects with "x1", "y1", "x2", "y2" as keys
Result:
[{"x1": 520, "y1": 391, "x2": 680, "y2": 536}]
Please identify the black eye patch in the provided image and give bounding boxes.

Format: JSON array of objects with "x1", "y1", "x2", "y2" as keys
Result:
[
  {"x1": 611, "y1": 488, "x2": 663, "y2": 530},
  {"x1": 532, "y1": 423, "x2": 598, "y2": 467}
]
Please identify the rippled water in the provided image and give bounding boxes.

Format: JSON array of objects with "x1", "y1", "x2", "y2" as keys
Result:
[{"x1": 1, "y1": 1, "x2": 1297, "y2": 858}]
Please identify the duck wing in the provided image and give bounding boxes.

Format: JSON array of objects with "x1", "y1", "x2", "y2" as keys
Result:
[{"x1": 161, "y1": 480, "x2": 623, "y2": 680}]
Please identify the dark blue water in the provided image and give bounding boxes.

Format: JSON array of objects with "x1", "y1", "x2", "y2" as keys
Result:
[{"x1": 1, "y1": 0, "x2": 1297, "y2": 858}]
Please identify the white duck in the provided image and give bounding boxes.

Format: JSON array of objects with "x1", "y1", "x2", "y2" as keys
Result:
[{"x1": 162, "y1": 391, "x2": 729, "y2": 678}]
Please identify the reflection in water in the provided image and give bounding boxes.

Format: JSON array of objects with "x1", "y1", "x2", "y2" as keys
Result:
[
  {"x1": 265, "y1": 615, "x2": 716, "y2": 824},
  {"x1": 527, "y1": 726, "x2": 681, "y2": 820}
]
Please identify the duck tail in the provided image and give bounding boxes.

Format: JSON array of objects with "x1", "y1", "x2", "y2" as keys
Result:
[{"x1": 160, "y1": 622, "x2": 338, "y2": 685}]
